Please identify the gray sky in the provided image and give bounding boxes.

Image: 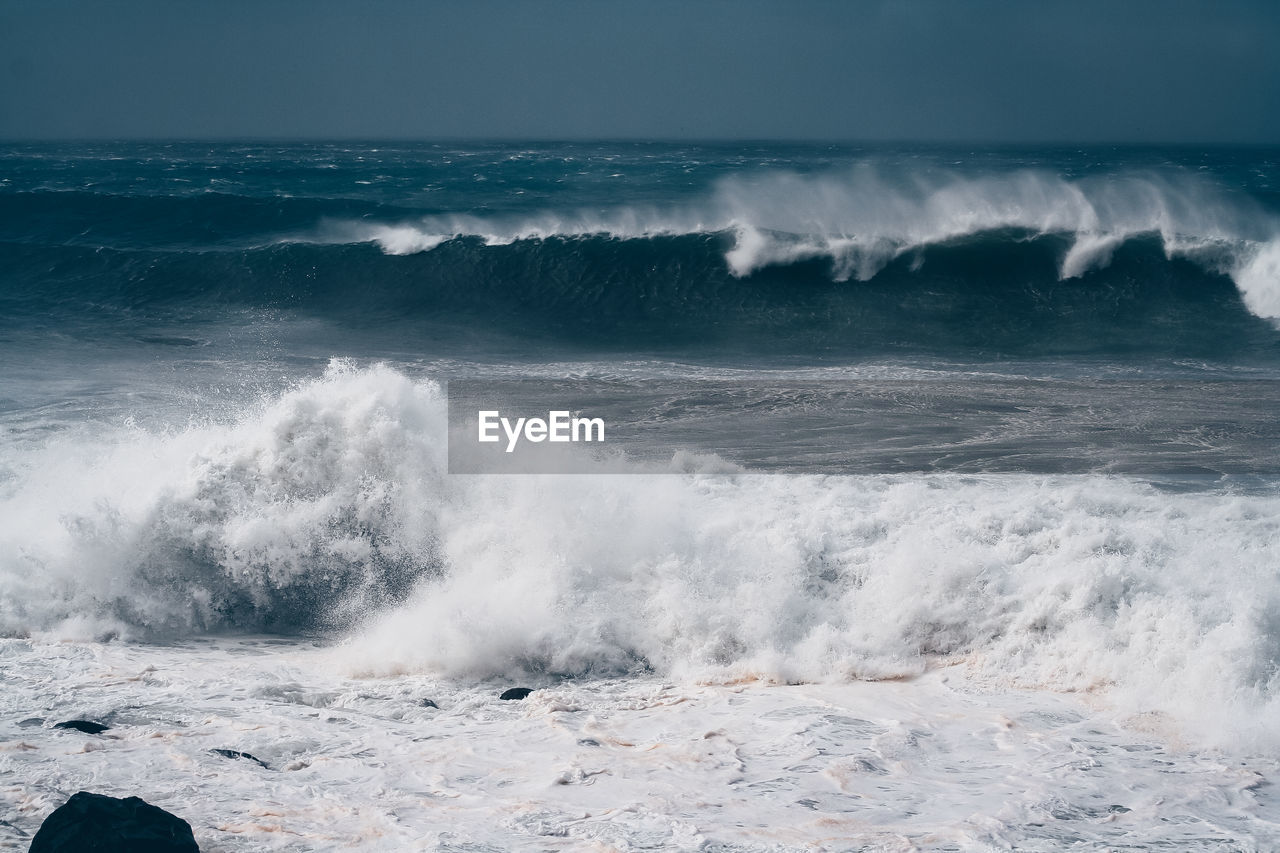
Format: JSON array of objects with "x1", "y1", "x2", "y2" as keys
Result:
[{"x1": 1, "y1": 0, "x2": 1277, "y2": 142}]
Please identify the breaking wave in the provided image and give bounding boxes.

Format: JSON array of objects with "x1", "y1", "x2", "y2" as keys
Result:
[
  {"x1": 5, "y1": 163, "x2": 1280, "y2": 358},
  {"x1": 3, "y1": 363, "x2": 1280, "y2": 747},
  {"x1": 323, "y1": 165, "x2": 1280, "y2": 320}
]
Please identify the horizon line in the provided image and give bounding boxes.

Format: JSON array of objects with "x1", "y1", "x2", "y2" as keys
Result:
[{"x1": 3, "y1": 135, "x2": 1279, "y2": 148}]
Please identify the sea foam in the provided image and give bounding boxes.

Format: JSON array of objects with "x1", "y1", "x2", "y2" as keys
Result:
[
  {"x1": 2, "y1": 363, "x2": 1279, "y2": 749},
  {"x1": 322, "y1": 164, "x2": 1280, "y2": 320}
]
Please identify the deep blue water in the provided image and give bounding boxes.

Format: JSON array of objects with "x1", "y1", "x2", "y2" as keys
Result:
[{"x1": 2, "y1": 141, "x2": 1279, "y2": 367}]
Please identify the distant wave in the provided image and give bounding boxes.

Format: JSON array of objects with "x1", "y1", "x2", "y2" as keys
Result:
[
  {"x1": 3, "y1": 362, "x2": 1280, "y2": 748},
  {"x1": 314, "y1": 165, "x2": 1280, "y2": 321},
  {"x1": 4, "y1": 233, "x2": 1277, "y2": 359},
  {"x1": 4, "y1": 163, "x2": 1280, "y2": 357}
]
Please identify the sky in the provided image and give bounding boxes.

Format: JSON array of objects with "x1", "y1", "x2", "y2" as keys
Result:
[{"x1": 1, "y1": 0, "x2": 1277, "y2": 143}]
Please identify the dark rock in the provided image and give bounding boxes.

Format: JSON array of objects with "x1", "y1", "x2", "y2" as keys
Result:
[
  {"x1": 577, "y1": 738, "x2": 601, "y2": 747},
  {"x1": 28, "y1": 791, "x2": 198, "y2": 852},
  {"x1": 419, "y1": 699, "x2": 439, "y2": 709},
  {"x1": 210, "y1": 749, "x2": 269, "y2": 769},
  {"x1": 54, "y1": 720, "x2": 109, "y2": 734},
  {"x1": 499, "y1": 687, "x2": 534, "y2": 701},
  {"x1": 17, "y1": 718, "x2": 44, "y2": 728}
]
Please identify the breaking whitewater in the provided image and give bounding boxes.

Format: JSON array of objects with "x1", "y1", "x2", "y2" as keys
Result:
[
  {"x1": 4, "y1": 142, "x2": 1280, "y2": 850},
  {"x1": 4, "y1": 363, "x2": 1280, "y2": 850}
]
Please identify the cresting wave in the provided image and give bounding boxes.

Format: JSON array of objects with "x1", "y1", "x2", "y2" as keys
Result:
[
  {"x1": 2, "y1": 363, "x2": 1279, "y2": 747},
  {"x1": 327, "y1": 165, "x2": 1280, "y2": 321},
  {"x1": 6, "y1": 162, "x2": 1280, "y2": 358}
]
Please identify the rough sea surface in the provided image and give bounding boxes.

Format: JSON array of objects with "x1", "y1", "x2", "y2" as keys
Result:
[{"x1": 2, "y1": 142, "x2": 1280, "y2": 850}]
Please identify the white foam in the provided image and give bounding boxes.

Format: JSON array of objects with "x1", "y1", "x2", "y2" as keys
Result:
[
  {"x1": 3, "y1": 365, "x2": 1280, "y2": 751},
  {"x1": 1236, "y1": 238, "x2": 1280, "y2": 319},
  {"x1": 313, "y1": 163, "x2": 1280, "y2": 320},
  {"x1": 6, "y1": 639, "x2": 1278, "y2": 849},
  {"x1": 360, "y1": 224, "x2": 449, "y2": 255},
  {"x1": 1061, "y1": 232, "x2": 1125, "y2": 279},
  {"x1": 0, "y1": 361, "x2": 448, "y2": 637}
]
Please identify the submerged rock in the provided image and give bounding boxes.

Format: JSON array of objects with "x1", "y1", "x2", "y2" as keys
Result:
[
  {"x1": 53, "y1": 720, "x2": 109, "y2": 734},
  {"x1": 210, "y1": 748, "x2": 269, "y2": 769},
  {"x1": 29, "y1": 791, "x2": 198, "y2": 852},
  {"x1": 419, "y1": 699, "x2": 439, "y2": 709},
  {"x1": 499, "y1": 687, "x2": 534, "y2": 701}
]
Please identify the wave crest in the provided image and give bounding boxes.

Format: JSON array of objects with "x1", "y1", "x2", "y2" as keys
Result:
[
  {"x1": 0, "y1": 361, "x2": 448, "y2": 636},
  {"x1": 318, "y1": 164, "x2": 1280, "y2": 319}
]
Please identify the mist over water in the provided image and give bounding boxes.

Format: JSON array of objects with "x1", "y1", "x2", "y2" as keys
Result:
[{"x1": 340, "y1": 163, "x2": 1280, "y2": 303}]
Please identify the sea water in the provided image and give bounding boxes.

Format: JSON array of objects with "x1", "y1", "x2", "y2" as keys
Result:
[{"x1": 2, "y1": 142, "x2": 1280, "y2": 850}]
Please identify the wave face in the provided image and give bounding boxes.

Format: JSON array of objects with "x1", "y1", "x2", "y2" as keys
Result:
[
  {"x1": 2, "y1": 364, "x2": 1279, "y2": 748},
  {"x1": 329, "y1": 164, "x2": 1280, "y2": 307},
  {"x1": 2, "y1": 142, "x2": 1280, "y2": 360}
]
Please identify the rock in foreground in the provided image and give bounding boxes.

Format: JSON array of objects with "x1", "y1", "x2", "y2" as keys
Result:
[
  {"x1": 53, "y1": 720, "x2": 109, "y2": 734},
  {"x1": 29, "y1": 791, "x2": 198, "y2": 852},
  {"x1": 210, "y1": 748, "x2": 269, "y2": 769}
]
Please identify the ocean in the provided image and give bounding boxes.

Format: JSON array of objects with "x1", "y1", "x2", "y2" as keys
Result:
[{"x1": 3, "y1": 141, "x2": 1280, "y2": 850}]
